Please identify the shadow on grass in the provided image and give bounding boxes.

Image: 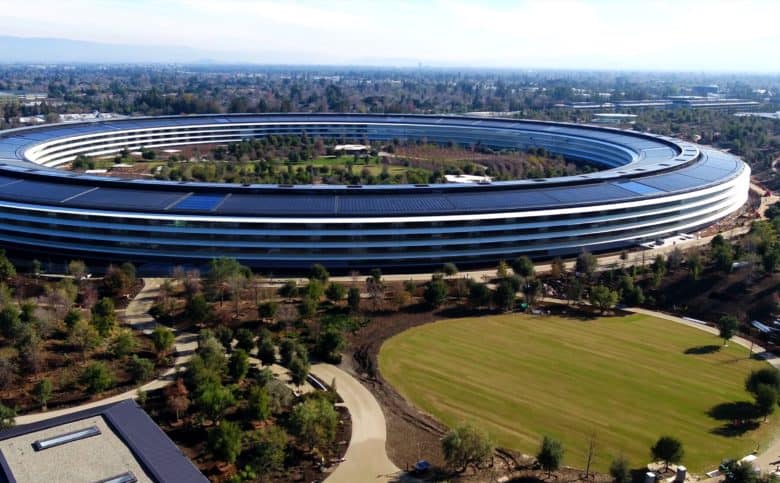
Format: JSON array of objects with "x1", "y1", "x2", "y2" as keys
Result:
[
  {"x1": 707, "y1": 401, "x2": 761, "y2": 436},
  {"x1": 684, "y1": 345, "x2": 721, "y2": 355},
  {"x1": 711, "y1": 419, "x2": 761, "y2": 437},
  {"x1": 708, "y1": 401, "x2": 760, "y2": 420},
  {"x1": 507, "y1": 477, "x2": 545, "y2": 483}
]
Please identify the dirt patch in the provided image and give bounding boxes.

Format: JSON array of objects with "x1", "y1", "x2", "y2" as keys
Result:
[{"x1": 345, "y1": 304, "x2": 505, "y2": 471}]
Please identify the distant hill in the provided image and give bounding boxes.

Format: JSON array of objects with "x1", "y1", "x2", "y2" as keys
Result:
[{"x1": 0, "y1": 35, "x2": 227, "y2": 64}]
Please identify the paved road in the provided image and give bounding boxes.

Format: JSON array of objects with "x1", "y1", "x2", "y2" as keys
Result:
[
  {"x1": 310, "y1": 364, "x2": 402, "y2": 483},
  {"x1": 16, "y1": 278, "x2": 197, "y2": 425}
]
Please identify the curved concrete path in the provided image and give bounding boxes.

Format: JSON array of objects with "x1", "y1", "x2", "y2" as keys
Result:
[
  {"x1": 15, "y1": 280, "x2": 405, "y2": 483},
  {"x1": 310, "y1": 364, "x2": 402, "y2": 483},
  {"x1": 16, "y1": 278, "x2": 197, "y2": 425}
]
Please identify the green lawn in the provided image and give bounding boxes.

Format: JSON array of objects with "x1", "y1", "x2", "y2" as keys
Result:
[{"x1": 379, "y1": 313, "x2": 778, "y2": 473}]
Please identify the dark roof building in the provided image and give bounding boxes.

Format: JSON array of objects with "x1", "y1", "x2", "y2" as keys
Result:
[{"x1": 0, "y1": 400, "x2": 206, "y2": 483}]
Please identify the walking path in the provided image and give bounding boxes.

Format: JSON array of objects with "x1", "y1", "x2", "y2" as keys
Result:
[
  {"x1": 310, "y1": 364, "x2": 402, "y2": 483},
  {"x1": 14, "y1": 280, "x2": 406, "y2": 482},
  {"x1": 16, "y1": 278, "x2": 197, "y2": 425}
]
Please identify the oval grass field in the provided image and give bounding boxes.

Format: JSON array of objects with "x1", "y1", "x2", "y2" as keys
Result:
[{"x1": 378, "y1": 313, "x2": 778, "y2": 473}]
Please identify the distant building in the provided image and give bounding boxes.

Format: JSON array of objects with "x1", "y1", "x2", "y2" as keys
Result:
[
  {"x1": 669, "y1": 96, "x2": 759, "y2": 111},
  {"x1": 0, "y1": 400, "x2": 206, "y2": 483},
  {"x1": 591, "y1": 113, "x2": 637, "y2": 124},
  {"x1": 691, "y1": 84, "x2": 719, "y2": 96},
  {"x1": 0, "y1": 93, "x2": 18, "y2": 107}
]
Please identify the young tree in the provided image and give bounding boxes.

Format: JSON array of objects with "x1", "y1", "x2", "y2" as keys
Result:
[
  {"x1": 717, "y1": 315, "x2": 740, "y2": 347},
  {"x1": 745, "y1": 368, "x2": 780, "y2": 395},
  {"x1": 91, "y1": 297, "x2": 117, "y2": 337},
  {"x1": 196, "y1": 383, "x2": 236, "y2": 422},
  {"x1": 110, "y1": 329, "x2": 137, "y2": 358},
  {"x1": 512, "y1": 256, "x2": 535, "y2": 278},
  {"x1": 0, "y1": 305, "x2": 21, "y2": 341},
  {"x1": 309, "y1": 263, "x2": 330, "y2": 283},
  {"x1": 127, "y1": 355, "x2": 155, "y2": 382},
  {"x1": 576, "y1": 251, "x2": 597, "y2": 279},
  {"x1": 288, "y1": 397, "x2": 338, "y2": 451},
  {"x1": 257, "y1": 301, "x2": 278, "y2": 321},
  {"x1": 206, "y1": 257, "x2": 250, "y2": 306},
  {"x1": 423, "y1": 278, "x2": 449, "y2": 307},
  {"x1": 298, "y1": 296, "x2": 318, "y2": 318},
  {"x1": 550, "y1": 257, "x2": 566, "y2": 279},
  {"x1": 186, "y1": 293, "x2": 211, "y2": 324},
  {"x1": 164, "y1": 378, "x2": 190, "y2": 421},
  {"x1": 650, "y1": 436, "x2": 684, "y2": 471},
  {"x1": 247, "y1": 385, "x2": 272, "y2": 421},
  {"x1": 234, "y1": 328, "x2": 255, "y2": 352},
  {"x1": 711, "y1": 238, "x2": 735, "y2": 272},
  {"x1": 0, "y1": 251, "x2": 16, "y2": 282},
  {"x1": 589, "y1": 285, "x2": 618, "y2": 313},
  {"x1": 278, "y1": 280, "x2": 298, "y2": 299},
  {"x1": 442, "y1": 262, "x2": 459, "y2": 277},
  {"x1": 0, "y1": 403, "x2": 15, "y2": 430},
  {"x1": 721, "y1": 459, "x2": 758, "y2": 483},
  {"x1": 496, "y1": 260, "x2": 509, "y2": 279},
  {"x1": 316, "y1": 325, "x2": 346, "y2": 364},
  {"x1": 69, "y1": 318, "x2": 102, "y2": 360},
  {"x1": 618, "y1": 275, "x2": 644, "y2": 306},
  {"x1": 347, "y1": 287, "x2": 361, "y2": 312},
  {"x1": 249, "y1": 426, "x2": 287, "y2": 475},
  {"x1": 207, "y1": 420, "x2": 243, "y2": 464},
  {"x1": 228, "y1": 349, "x2": 250, "y2": 382},
  {"x1": 537, "y1": 436, "x2": 564, "y2": 478},
  {"x1": 67, "y1": 260, "x2": 88, "y2": 281},
  {"x1": 257, "y1": 336, "x2": 276, "y2": 366},
  {"x1": 441, "y1": 423, "x2": 494, "y2": 472},
  {"x1": 687, "y1": 251, "x2": 703, "y2": 280},
  {"x1": 493, "y1": 280, "x2": 516, "y2": 312},
  {"x1": 325, "y1": 282, "x2": 347, "y2": 302},
  {"x1": 150, "y1": 325, "x2": 175, "y2": 359},
  {"x1": 468, "y1": 282, "x2": 491, "y2": 309},
  {"x1": 34, "y1": 378, "x2": 53, "y2": 410},
  {"x1": 102, "y1": 264, "x2": 133, "y2": 297},
  {"x1": 609, "y1": 456, "x2": 631, "y2": 483},
  {"x1": 754, "y1": 384, "x2": 777, "y2": 422},
  {"x1": 80, "y1": 361, "x2": 115, "y2": 394},
  {"x1": 288, "y1": 354, "x2": 310, "y2": 387}
]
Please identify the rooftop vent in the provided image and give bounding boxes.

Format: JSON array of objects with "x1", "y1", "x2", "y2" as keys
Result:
[
  {"x1": 95, "y1": 471, "x2": 137, "y2": 483},
  {"x1": 32, "y1": 426, "x2": 101, "y2": 451}
]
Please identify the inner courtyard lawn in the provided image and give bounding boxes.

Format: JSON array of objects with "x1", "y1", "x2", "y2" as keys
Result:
[{"x1": 379, "y1": 313, "x2": 778, "y2": 473}]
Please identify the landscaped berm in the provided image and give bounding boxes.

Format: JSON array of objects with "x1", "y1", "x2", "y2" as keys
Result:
[{"x1": 379, "y1": 313, "x2": 779, "y2": 473}]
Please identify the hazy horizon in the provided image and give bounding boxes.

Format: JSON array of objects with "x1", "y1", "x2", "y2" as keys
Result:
[{"x1": 2, "y1": 0, "x2": 780, "y2": 72}]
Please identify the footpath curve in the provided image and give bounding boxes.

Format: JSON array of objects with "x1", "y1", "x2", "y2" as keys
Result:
[
  {"x1": 16, "y1": 278, "x2": 197, "y2": 425},
  {"x1": 14, "y1": 279, "x2": 406, "y2": 483},
  {"x1": 310, "y1": 364, "x2": 403, "y2": 483}
]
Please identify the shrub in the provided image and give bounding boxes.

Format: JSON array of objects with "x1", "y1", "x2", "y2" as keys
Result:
[{"x1": 80, "y1": 361, "x2": 115, "y2": 394}]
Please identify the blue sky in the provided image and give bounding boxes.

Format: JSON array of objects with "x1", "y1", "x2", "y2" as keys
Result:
[{"x1": 3, "y1": 0, "x2": 780, "y2": 71}]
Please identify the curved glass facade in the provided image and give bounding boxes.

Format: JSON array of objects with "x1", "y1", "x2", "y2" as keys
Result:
[{"x1": 0, "y1": 114, "x2": 750, "y2": 271}]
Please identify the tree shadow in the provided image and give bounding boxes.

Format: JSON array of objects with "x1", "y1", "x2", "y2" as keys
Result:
[
  {"x1": 711, "y1": 419, "x2": 760, "y2": 437},
  {"x1": 684, "y1": 345, "x2": 721, "y2": 355},
  {"x1": 707, "y1": 401, "x2": 761, "y2": 436},
  {"x1": 507, "y1": 477, "x2": 545, "y2": 483},
  {"x1": 708, "y1": 401, "x2": 760, "y2": 421}
]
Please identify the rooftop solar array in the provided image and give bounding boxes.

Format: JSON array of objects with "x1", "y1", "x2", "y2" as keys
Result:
[{"x1": 0, "y1": 114, "x2": 746, "y2": 217}]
